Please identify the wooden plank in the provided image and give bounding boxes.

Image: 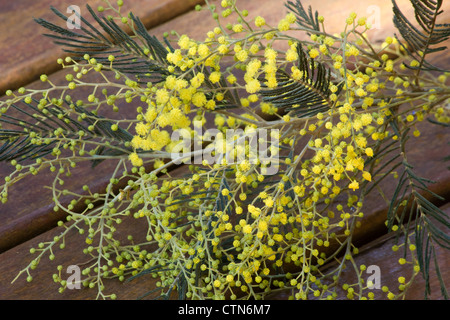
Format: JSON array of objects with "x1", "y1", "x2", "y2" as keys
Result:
[{"x1": 0, "y1": 0, "x2": 204, "y2": 96}]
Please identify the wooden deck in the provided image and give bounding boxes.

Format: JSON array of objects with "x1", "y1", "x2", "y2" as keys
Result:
[{"x1": 0, "y1": 0, "x2": 448, "y2": 300}]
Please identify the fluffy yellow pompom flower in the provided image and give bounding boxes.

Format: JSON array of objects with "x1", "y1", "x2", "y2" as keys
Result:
[
  {"x1": 324, "y1": 36, "x2": 335, "y2": 46},
  {"x1": 361, "y1": 113, "x2": 373, "y2": 126},
  {"x1": 246, "y1": 59, "x2": 262, "y2": 78},
  {"x1": 245, "y1": 79, "x2": 261, "y2": 94},
  {"x1": 209, "y1": 71, "x2": 221, "y2": 84},
  {"x1": 347, "y1": 45, "x2": 359, "y2": 56},
  {"x1": 155, "y1": 89, "x2": 170, "y2": 105},
  {"x1": 285, "y1": 12, "x2": 296, "y2": 24},
  {"x1": 258, "y1": 220, "x2": 268, "y2": 232},
  {"x1": 349, "y1": 180, "x2": 359, "y2": 191},
  {"x1": 264, "y1": 48, "x2": 277, "y2": 61},
  {"x1": 278, "y1": 19, "x2": 290, "y2": 31},
  {"x1": 312, "y1": 165, "x2": 321, "y2": 174},
  {"x1": 232, "y1": 24, "x2": 244, "y2": 33},
  {"x1": 255, "y1": 16, "x2": 266, "y2": 27},
  {"x1": 177, "y1": 35, "x2": 190, "y2": 50},
  {"x1": 192, "y1": 92, "x2": 207, "y2": 107},
  {"x1": 249, "y1": 43, "x2": 260, "y2": 54},
  {"x1": 264, "y1": 197, "x2": 274, "y2": 208},
  {"x1": 273, "y1": 234, "x2": 283, "y2": 242},
  {"x1": 248, "y1": 204, "x2": 261, "y2": 218},
  {"x1": 356, "y1": 88, "x2": 367, "y2": 97},
  {"x1": 236, "y1": 49, "x2": 248, "y2": 62},
  {"x1": 309, "y1": 48, "x2": 319, "y2": 59},
  {"x1": 243, "y1": 224, "x2": 252, "y2": 234},
  {"x1": 135, "y1": 122, "x2": 149, "y2": 136},
  {"x1": 227, "y1": 74, "x2": 237, "y2": 84},
  {"x1": 145, "y1": 107, "x2": 157, "y2": 123},
  {"x1": 365, "y1": 147, "x2": 374, "y2": 157},
  {"x1": 129, "y1": 152, "x2": 143, "y2": 167},
  {"x1": 197, "y1": 44, "x2": 210, "y2": 57},
  {"x1": 286, "y1": 47, "x2": 299, "y2": 62},
  {"x1": 362, "y1": 171, "x2": 372, "y2": 181},
  {"x1": 218, "y1": 44, "x2": 229, "y2": 55}
]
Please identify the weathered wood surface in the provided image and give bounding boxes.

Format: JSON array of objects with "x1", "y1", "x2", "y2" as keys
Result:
[{"x1": 0, "y1": 0, "x2": 448, "y2": 300}]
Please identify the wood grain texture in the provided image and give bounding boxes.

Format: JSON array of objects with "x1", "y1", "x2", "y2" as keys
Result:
[
  {"x1": 0, "y1": 0, "x2": 449, "y2": 299},
  {"x1": 0, "y1": 0, "x2": 204, "y2": 96}
]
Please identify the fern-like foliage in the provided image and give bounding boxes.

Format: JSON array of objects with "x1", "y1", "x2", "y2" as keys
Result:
[
  {"x1": 365, "y1": 122, "x2": 450, "y2": 299},
  {"x1": 34, "y1": 5, "x2": 172, "y2": 84},
  {"x1": 381, "y1": 0, "x2": 450, "y2": 297},
  {"x1": 35, "y1": 4, "x2": 243, "y2": 112},
  {"x1": 414, "y1": 195, "x2": 450, "y2": 299},
  {"x1": 0, "y1": 98, "x2": 132, "y2": 164},
  {"x1": 388, "y1": 159, "x2": 449, "y2": 299},
  {"x1": 285, "y1": 0, "x2": 321, "y2": 32},
  {"x1": 259, "y1": 43, "x2": 340, "y2": 118},
  {"x1": 392, "y1": 0, "x2": 450, "y2": 72}
]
